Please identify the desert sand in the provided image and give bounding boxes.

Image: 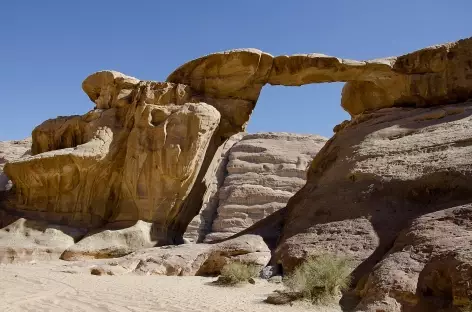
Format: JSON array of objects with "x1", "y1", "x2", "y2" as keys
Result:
[{"x1": 0, "y1": 261, "x2": 341, "y2": 312}]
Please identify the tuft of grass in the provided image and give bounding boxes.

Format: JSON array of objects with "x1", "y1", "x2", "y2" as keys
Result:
[
  {"x1": 461, "y1": 303, "x2": 472, "y2": 312},
  {"x1": 217, "y1": 262, "x2": 260, "y2": 285},
  {"x1": 283, "y1": 253, "x2": 352, "y2": 304}
]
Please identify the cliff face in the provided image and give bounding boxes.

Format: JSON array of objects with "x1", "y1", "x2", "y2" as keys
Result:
[
  {"x1": 275, "y1": 103, "x2": 472, "y2": 311},
  {"x1": 203, "y1": 132, "x2": 327, "y2": 243},
  {"x1": 5, "y1": 74, "x2": 221, "y2": 237},
  {"x1": 0, "y1": 138, "x2": 31, "y2": 192},
  {"x1": 183, "y1": 133, "x2": 245, "y2": 243}
]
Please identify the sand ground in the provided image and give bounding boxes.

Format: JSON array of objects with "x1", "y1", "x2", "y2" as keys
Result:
[{"x1": 0, "y1": 261, "x2": 341, "y2": 312}]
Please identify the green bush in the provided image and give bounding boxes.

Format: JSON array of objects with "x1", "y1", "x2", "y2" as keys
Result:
[
  {"x1": 217, "y1": 262, "x2": 260, "y2": 285},
  {"x1": 283, "y1": 254, "x2": 352, "y2": 303}
]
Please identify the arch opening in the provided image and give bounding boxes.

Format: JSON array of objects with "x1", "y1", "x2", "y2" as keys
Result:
[{"x1": 247, "y1": 82, "x2": 349, "y2": 138}]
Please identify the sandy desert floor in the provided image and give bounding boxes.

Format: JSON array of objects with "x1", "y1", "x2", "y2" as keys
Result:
[{"x1": 0, "y1": 261, "x2": 341, "y2": 312}]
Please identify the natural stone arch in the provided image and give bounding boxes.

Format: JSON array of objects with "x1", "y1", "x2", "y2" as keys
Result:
[
  {"x1": 168, "y1": 37, "x2": 472, "y2": 117},
  {"x1": 2, "y1": 36, "x2": 472, "y2": 258}
]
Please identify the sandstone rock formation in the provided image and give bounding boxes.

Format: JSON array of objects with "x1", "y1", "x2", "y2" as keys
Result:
[
  {"x1": 357, "y1": 205, "x2": 472, "y2": 312},
  {"x1": 1, "y1": 35, "x2": 472, "y2": 312},
  {"x1": 61, "y1": 220, "x2": 156, "y2": 260},
  {"x1": 2, "y1": 71, "x2": 222, "y2": 252},
  {"x1": 275, "y1": 102, "x2": 472, "y2": 311},
  {"x1": 184, "y1": 133, "x2": 244, "y2": 243},
  {"x1": 204, "y1": 132, "x2": 327, "y2": 242},
  {"x1": 167, "y1": 37, "x2": 472, "y2": 118},
  {"x1": 0, "y1": 138, "x2": 31, "y2": 191},
  {"x1": 0, "y1": 216, "x2": 85, "y2": 263},
  {"x1": 342, "y1": 38, "x2": 472, "y2": 115},
  {"x1": 66, "y1": 234, "x2": 270, "y2": 277}
]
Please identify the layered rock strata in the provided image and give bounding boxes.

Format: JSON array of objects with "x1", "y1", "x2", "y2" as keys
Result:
[
  {"x1": 275, "y1": 102, "x2": 472, "y2": 311},
  {"x1": 63, "y1": 234, "x2": 270, "y2": 277},
  {"x1": 204, "y1": 132, "x2": 327, "y2": 242},
  {"x1": 183, "y1": 133, "x2": 245, "y2": 243},
  {"x1": 168, "y1": 37, "x2": 472, "y2": 116},
  {"x1": 0, "y1": 138, "x2": 31, "y2": 191}
]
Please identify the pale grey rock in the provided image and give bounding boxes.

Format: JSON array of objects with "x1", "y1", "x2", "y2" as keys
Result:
[
  {"x1": 0, "y1": 138, "x2": 31, "y2": 191},
  {"x1": 205, "y1": 133, "x2": 327, "y2": 242},
  {"x1": 67, "y1": 234, "x2": 271, "y2": 277},
  {"x1": 184, "y1": 133, "x2": 245, "y2": 242},
  {"x1": 61, "y1": 221, "x2": 158, "y2": 260},
  {"x1": 260, "y1": 265, "x2": 278, "y2": 279}
]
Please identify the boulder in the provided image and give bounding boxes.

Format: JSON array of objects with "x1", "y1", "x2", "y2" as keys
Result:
[
  {"x1": 275, "y1": 102, "x2": 472, "y2": 311},
  {"x1": 205, "y1": 132, "x2": 327, "y2": 242},
  {"x1": 78, "y1": 234, "x2": 271, "y2": 277},
  {"x1": 167, "y1": 37, "x2": 472, "y2": 118},
  {"x1": 0, "y1": 216, "x2": 85, "y2": 263},
  {"x1": 268, "y1": 53, "x2": 395, "y2": 86},
  {"x1": 61, "y1": 220, "x2": 157, "y2": 260},
  {"x1": 260, "y1": 265, "x2": 279, "y2": 279},
  {"x1": 167, "y1": 49, "x2": 273, "y2": 103}
]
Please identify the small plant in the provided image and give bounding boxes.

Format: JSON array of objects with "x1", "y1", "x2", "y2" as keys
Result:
[
  {"x1": 283, "y1": 253, "x2": 352, "y2": 304},
  {"x1": 460, "y1": 302, "x2": 472, "y2": 312},
  {"x1": 217, "y1": 262, "x2": 260, "y2": 285}
]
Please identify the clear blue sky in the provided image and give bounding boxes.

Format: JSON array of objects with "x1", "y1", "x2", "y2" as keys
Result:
[{"x1": 1, "y1": 1, "x2": 471, "y2": 140}]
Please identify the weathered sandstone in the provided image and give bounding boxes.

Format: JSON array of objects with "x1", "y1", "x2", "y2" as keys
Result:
[
  {"x1": 61, "y1": 220, "x2": 156, "y2": 260},
  {"x1": 275, "y1": 102, "x2": 472, "y2": 311},
  {"x1": 205, "y1": 132, "x2": 327, "y2": 242},
  {"x1": 67, "y1": 234, "x2": 270, "y2": 277},
  {"x1": 167, "y1": 49, "x2": 273, "y2": 103},
  {"x1": 167, "y1": 37, "x2": 472, "y2": 117},
  {"x1": 183, "y1": 133, "x2": 245, "y2": 242},
  {"x1": 0, "y1": 138, "x2": 31, "y2": 191},
  {"x1": 342, "y1": 37, "x2": 472, "y2": 115},
  {"x1": 0, "y1": 216, "x2": 85, "y2": 263},
  {"x1": 4, "y1": 72, "x2": 221, "y2": 245}
]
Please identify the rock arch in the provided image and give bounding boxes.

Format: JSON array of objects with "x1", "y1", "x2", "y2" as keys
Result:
[{"x1": 2, "y1": 37, "x2": 472, "y2": 258}]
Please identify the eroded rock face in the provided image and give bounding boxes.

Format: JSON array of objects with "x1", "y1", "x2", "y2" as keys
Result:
[
  {"x1": 183, "y1": 133, "x2": 245, "y2": 243},
  {"x1": 1, "y1": 38, "x2": 472, "y2": 312},
  {"x1": 61, "y1": 220, "x2": 156, "y2": 260},
  {"x1": 342, "y1": 37, "x2": 472, "y2": 115},
  {"x1": 357, "y1": 205, "x2": 472, "y2": 312},
  {"x1": 167, "y1": 37, "x2": 472, "y2": 117},
  {"x1": 4, "y1": 72, "x2": 221, "y2": 244},
  {"x1": 204, "y1": 133, "x2": 327, "y2": 242},
  {"x1": 167, "y1": 49, "x2": 274, "y2": 103},
  {"x1": 275, "y1": 102, "x2": 472, "y2": 311},
  {"x1": 0, "y1": 215, "x2": 85, "y2": 263},
  {"x1": 0, "y1": 138, "x2": 31, "y2": 191}
]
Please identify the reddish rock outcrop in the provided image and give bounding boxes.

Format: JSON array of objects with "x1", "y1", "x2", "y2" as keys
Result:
[
  {"x1": 0, "y1": 138, "x2": 31, "y2": 192},
  {"x1": 275, "y1": 103, "x2": 472, "y2": 311}
]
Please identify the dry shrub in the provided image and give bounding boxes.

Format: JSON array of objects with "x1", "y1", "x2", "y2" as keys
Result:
[
  {"x1": 461, "y1": 303, "x2": 472, "y2": 312},
  {"x1": 217, "y1": 262, "x2": 260, "y2": 285},
  {"x1": 283, "y1": 254, "x2": 352, "y2": 304}
]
